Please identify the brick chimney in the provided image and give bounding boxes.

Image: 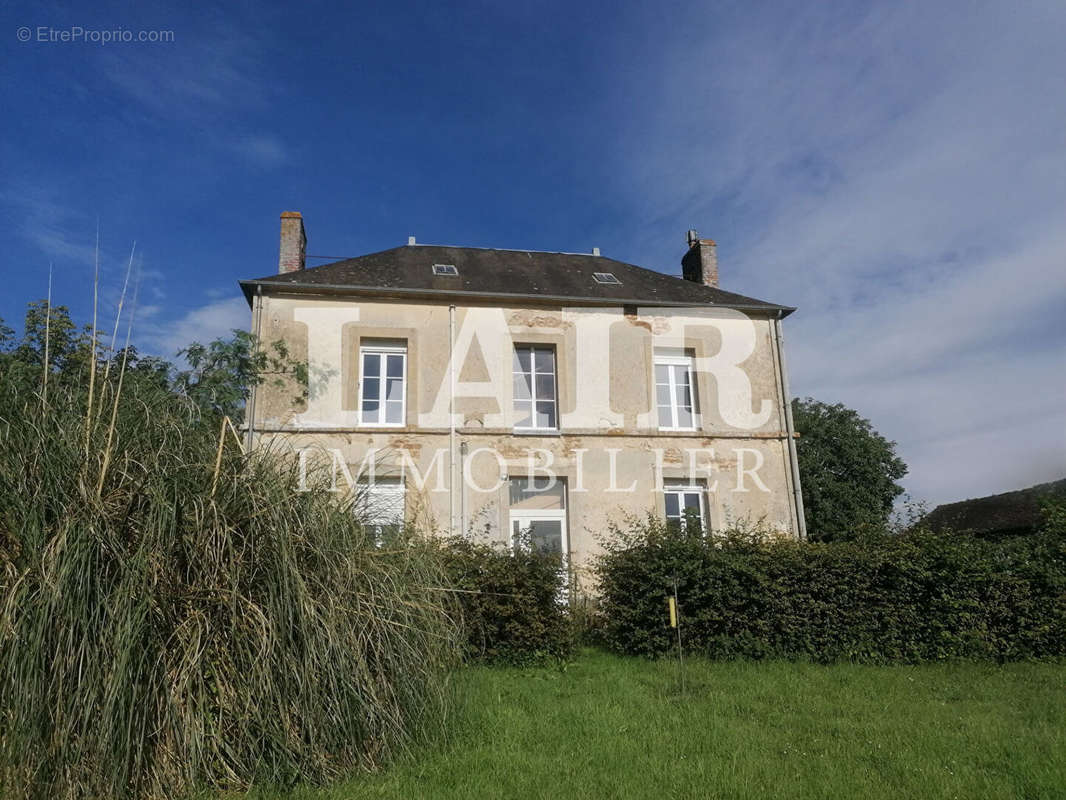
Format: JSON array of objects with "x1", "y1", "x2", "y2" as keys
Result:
[
  {"x1": 279, "y1": 211, "x2": 306, "y2": 274},
  {"x1": 681, "y1": 229, "x2": 718, "y2": 288}
]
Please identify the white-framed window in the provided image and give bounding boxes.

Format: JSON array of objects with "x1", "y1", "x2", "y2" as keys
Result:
[
  {"x1": 663, "y1": 478, "x2": 707, "y2": 532},
  {"x1": 513, "y1": 345, "x2": 558, "y2": 431},
  {"x1": 356, "y1": 477, "x2": 405, "y2": 541},
  {"x1": 359, "y1": 341, "x2": 407, "y2": 426},
  {"x1": 509, "y1": 476, "x2": 569, "y2": 601},
  {"x1": 655, "y1": 349, "x2": 700, "y2": 431}
]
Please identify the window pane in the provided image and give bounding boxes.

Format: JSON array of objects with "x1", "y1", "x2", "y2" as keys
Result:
[
  {"x1": 655, "y1": 364, "x2": 669, "y2": 383},
  {"x1": 362, "y1": 400, "x2": 379, "y2": 422},
  {"x1": 386, "y1": 354, "x2": 404, "y2": 378},
  {"x1": 534, "y1": 347, "x2": 555, "y2": 374},
  {"x1": 513, "y1": 373, "x2": 531, "y2": 400},
  {"x1": 536, "y1": 400, "x2": 556, "y2": 429},
  {"x1": 535, "y1": 373, "x2": 555, "y2": 401},
  {"x1": 676, "y1": 382, "x2": 691, "y2": 410},
  {"x1": 514, "y1": 399, "x2": 532, "y2": 428},
  {"x1": 656, "y1": 384, "x2": 671, "y2": 406},
  {"x1": 363, "y1": 352, "x2": 381, "y2": 378},
  {"x1": 664, "y1": 493, "x2": 680, "y2": 518},
  {"x1": 376, "y1": 524, "x2": 401, "y2": 541},
  {"x1": 386, "y1": 377, "x2": 403, "y2": 402},
  {"x1": 674, "y1": 365, "x2": 689, "y2": 387},
  {"x1": 385, "y1": 401, "x2": 403, "y2": 424},
  {"x1": 676, "y1": 405, "x2": 693, "y2": 428},
  {"x1": 509, "y1": 477, "x2": 565, "y2": 510},
  {"x1": 683, "y1": 492, "x2": 701, "y2": 511},
  {"x1": 528, "y1": 520, "x2": 562, "y2": 555},
  {"x1": 363, "y1": 377, "x2": 380, "y2": 400},
  {"x1": 514, "y1": 347, "x2": 531, "y2": 374},
  {"x1": 658, "y1": 405, "x2": 673, "y2": 428}
]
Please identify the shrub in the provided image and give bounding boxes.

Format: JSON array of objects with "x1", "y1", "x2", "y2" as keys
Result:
[
  {"x1": 595, "y1": 514, "x2": 1066, "y2": 663},
  {"x1": 0, "y1": 365, "x2": 459, "y2": 798},
  {"x1": 433, "y1": 536, "x2": 574, "y2": 665}
]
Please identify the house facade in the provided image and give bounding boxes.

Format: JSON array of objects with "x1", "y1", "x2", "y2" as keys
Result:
[{"x1": 241, "y1": 212, "x2": 805, "y2": 582}]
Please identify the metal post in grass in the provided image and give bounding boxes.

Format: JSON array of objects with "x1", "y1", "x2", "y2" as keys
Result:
[{"x1": 669, "y1": 576, "x2": 685, "y2": 695}]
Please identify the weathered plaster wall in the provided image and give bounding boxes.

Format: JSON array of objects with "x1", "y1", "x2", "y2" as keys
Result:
[{"x1": 248, "y1": 293, "x2": 800, "y2": 573}]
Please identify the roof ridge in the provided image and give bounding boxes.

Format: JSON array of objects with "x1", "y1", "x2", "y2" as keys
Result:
[{"x1": 408, "y1": 242, "x2": 603, "y2": 257}]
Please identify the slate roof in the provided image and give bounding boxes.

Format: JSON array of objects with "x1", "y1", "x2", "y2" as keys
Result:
[
  {"x1": 923, "y1": 478, "x2": 1066, "y2": 537},
  {"x1": 240, "y1": 244, "x2": 794, "y2": 315}
]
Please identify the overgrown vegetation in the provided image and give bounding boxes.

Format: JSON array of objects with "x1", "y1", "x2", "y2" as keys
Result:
[
  {"x1": 595, "y1": 510, "x2": 1066, "y2": 663},
  {"x1": 433, "y1": 536, "x2": 574, "y2": 665},
  {"x1": 0, "y1": 303, "x2": 460, "y2": 799}
]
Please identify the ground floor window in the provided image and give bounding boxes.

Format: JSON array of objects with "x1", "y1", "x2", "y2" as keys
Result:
[
  {"x1": 663, "y1": 478, "x2": 707, "y2": 533},
  {"x1": 356, "y1": 477, "x2": 405, "y2": 540},
  {"x1": 508, "y1": 476, "x2": 567, "y2": 558}
]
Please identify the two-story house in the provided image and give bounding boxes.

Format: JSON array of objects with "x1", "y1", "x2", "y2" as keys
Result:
[{"x1": 241, "y1": 212, "x2": 805, "y2": 580}]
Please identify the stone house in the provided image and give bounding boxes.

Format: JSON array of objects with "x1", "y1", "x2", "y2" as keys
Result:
[{"x1": 240, "y1": 212, "x2": 805, "y2": 580}]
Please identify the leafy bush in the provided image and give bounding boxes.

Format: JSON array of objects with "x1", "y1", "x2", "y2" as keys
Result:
[
  {"x1": 595, "y1": 513, "x2": 1066, "y2": 663},
  {"x1": 433, "y1": 537, "x2": 574, "y2": 665},
  {"x1": 0, "y1": 351, "x2": 459, "y2": 798}
]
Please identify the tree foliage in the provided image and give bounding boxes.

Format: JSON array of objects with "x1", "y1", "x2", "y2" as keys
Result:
[
  {"x1": 0, "y1": 317, "x2": 14, "y2": 352},
  {"x1": 176, "y1": 329, "x2": 307, "y2": 424},
  {"x1": 0, "y1": 301, "x2": 305, "y2": 426},
  {"x1": 792, "y1": 397, "x2": 907, "y2": 541}
]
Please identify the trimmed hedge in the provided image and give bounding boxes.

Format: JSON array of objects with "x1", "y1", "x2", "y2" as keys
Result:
[
  {"x1": 434, "y1": 537, "x2": 575, "y2": 665},
  {"x1": 595, "y1": 509, "x2": 1066, "y2": 663}
]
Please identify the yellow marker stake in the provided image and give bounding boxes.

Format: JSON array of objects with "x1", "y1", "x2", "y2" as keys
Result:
[{"x1": 668, "y1": 596, "x2": 678, "y2": 628}]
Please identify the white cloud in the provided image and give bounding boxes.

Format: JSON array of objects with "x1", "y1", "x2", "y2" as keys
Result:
[
  {"x1": 140, "y1": 296, "x2": 250, "y2": 360},
  {"x1": 608, "y1": 1, "x2": 1066, "y2": 505},
  {"x1": 1, "y1": 189, "x2": 98, "y2": 268},
  {"x1": 101, "y1": 20, "x2": 269, "y2": 122}
]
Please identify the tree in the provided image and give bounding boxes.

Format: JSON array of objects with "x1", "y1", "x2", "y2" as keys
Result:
[
  {"x1": 792, "y1": 397, "x2": 907, "y2": 541},
  {"x1": 14, "y1": 301, "x2": 83, "y2": 371},
  {"x1": 0, "y1": 317, "x2": 13, "y2": 352},
  {"x1": 175, "y1": 329, "x2": 306, "y2": 424},
  {"x1": 0, "y1": 301, "x2": 305, "y2": 428}
]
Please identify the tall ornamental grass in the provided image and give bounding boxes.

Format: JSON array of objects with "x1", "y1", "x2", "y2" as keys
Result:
[{"x1": 0, "y1": 364, "x2": 459, "y2": 799}]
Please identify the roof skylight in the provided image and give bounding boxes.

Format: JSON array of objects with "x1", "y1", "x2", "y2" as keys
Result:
[
  {"x1": 432, "y1": 264, "x2": 459, "y2": 276},
  {"x1": 592, "y1": 272, "x2": 621, "y2": 285}
]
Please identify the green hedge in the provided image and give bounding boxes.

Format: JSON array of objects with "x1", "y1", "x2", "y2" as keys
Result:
[
  {"x1": 595, "y1": 509, "x2": 1066, "y2": 663},
  {"x1": 434, "y1": 537, "x2": 575, "y2": 665}
]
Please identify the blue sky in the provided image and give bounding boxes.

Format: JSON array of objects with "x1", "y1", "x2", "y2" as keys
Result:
[{"x1": 2, "y1": 0, "x2": 1064, "y2": 507}]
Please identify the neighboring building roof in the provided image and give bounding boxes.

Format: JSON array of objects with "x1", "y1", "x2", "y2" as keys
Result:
[
  {"x1": 240, "y1": 244, "x2": 794, "y2": 314},
  {"x1": 923, "y1": 478, "x2": 1066, "y2": 537}
]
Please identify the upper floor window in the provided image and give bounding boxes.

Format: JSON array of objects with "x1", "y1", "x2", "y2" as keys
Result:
[
  {"x1": 359, "y1": 341, "x2": 406, "y2": 426},
  {"x1": 655, "y1": 349, "x2": 700, "y2": 431},
  {"x1": 513, "y1": 345, "x2": 557, "y2": 431},
  {"x1": 663, "y1": 478, "x2": 706, "y2": 533}
]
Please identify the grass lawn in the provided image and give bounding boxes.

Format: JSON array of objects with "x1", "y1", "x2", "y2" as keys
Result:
[{"x1": 252, "y1": 649, "x2": 1066, "y2": 800}]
